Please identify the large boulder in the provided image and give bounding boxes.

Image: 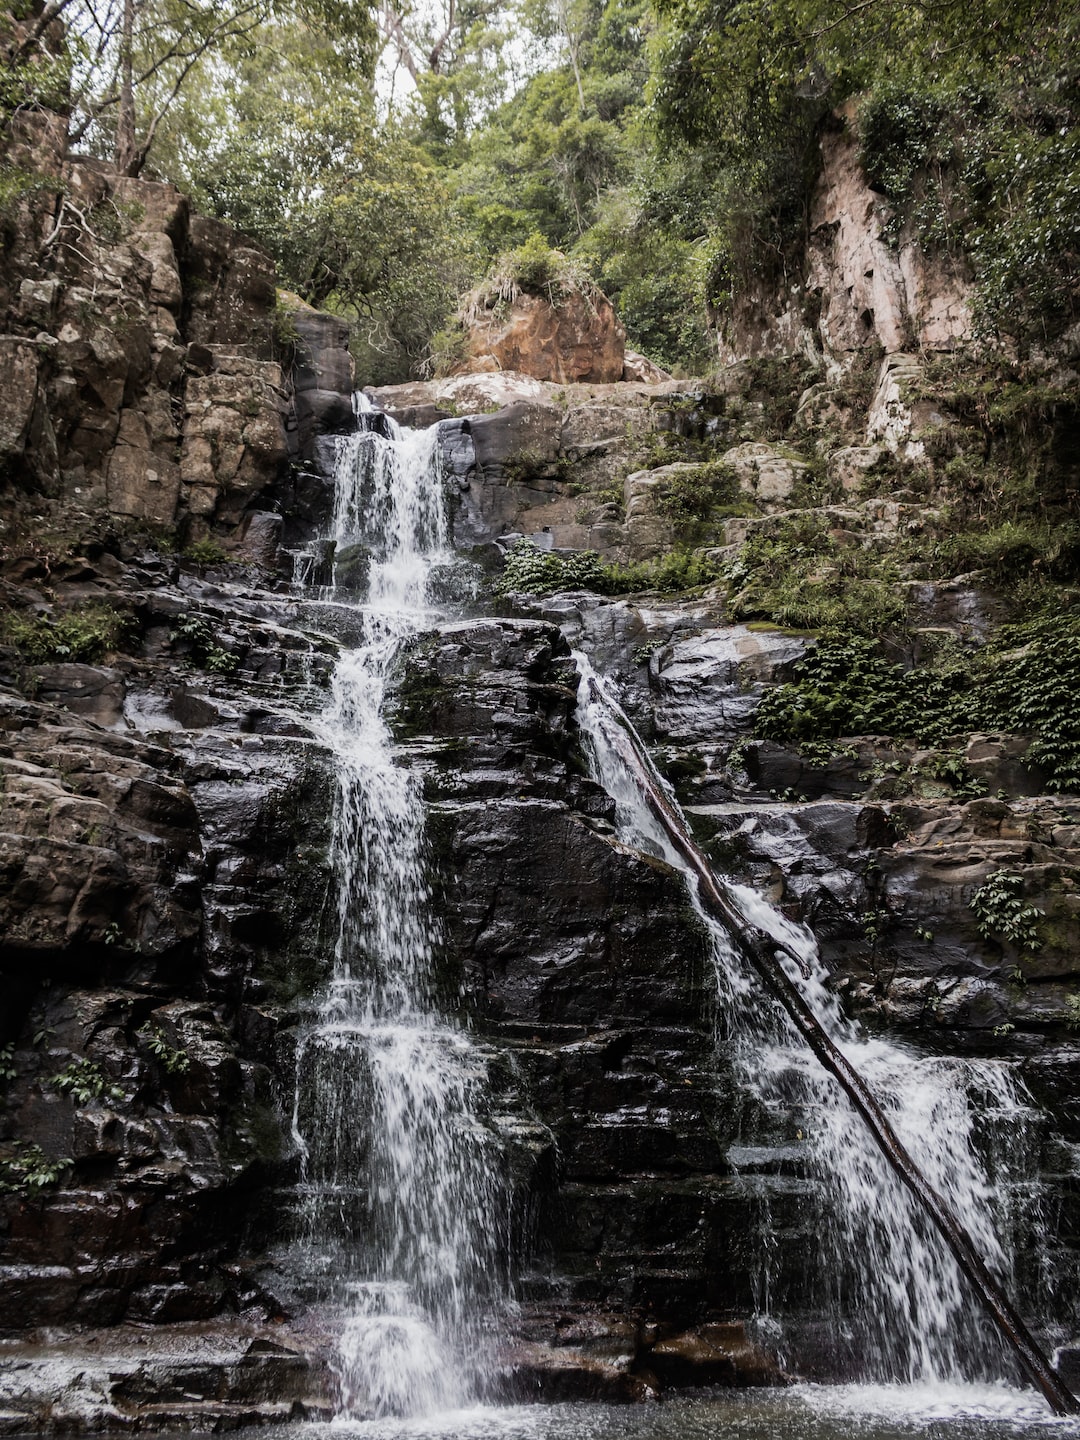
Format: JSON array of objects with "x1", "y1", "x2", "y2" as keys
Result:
[{"x1": 456, "y1": 288, "x2": 626, "y2": 384}]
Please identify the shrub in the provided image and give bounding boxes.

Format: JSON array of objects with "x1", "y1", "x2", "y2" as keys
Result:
[
  {"x1": 182, "y1": 538, "x2": 228, "y2": 567},
  {"x1": 496, "y1": 541, "x2": 609, "y2": 596},
  {"x1": 970, "y1": 871, "x2": 1044, "y2": 951},
  {"x1": 0, "y1": 1144, "x2": 71, "y2": 1194},
  {"x1": 1, "y1": 605, "x2": 128, "y2": 664},
  {"x1": 495, "y1": 539, "x2": 723, "y2": 598},
  {"x1": 653, "y1": 461, "x2": 739, "y2": 526},
  {"x1": 462, "y1": 235, "x2": 601, "y2": 322},
  {"x1": 724, "y1": 521, "x2": 906, "y2": 633}
]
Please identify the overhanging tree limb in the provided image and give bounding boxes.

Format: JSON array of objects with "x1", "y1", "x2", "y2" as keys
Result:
[{"x1": 586, "y1": 674, "x2": 1080, "y2": 1418}]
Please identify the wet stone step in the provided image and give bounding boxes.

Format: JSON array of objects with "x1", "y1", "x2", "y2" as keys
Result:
[{"x1": 727, "y1": 1142, "x2": 814, "y2": 1176}]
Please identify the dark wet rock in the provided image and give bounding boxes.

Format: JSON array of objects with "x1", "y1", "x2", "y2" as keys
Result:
[
  {"x1": 0, "y1": 547, "x2": 341, "y2": 1340},
  {"x1": 647, "y1": 1321, "x2": 786, "y2": 1387},
  {"x1": 0, "y1": 1322, "x2": 333, "y2": 1432},
  {"x1": 287, "y1": 308, "x2": 355, "y2": 464},
  {"x1": 651, "y1": 628, "x2": 806, "y2": 744},
  {"x1": 382, "y1": 617, "x2": 793, "y2": 1353},
  {"x1": 26, "y1": 663, "x2": 126, "y2": 728}
]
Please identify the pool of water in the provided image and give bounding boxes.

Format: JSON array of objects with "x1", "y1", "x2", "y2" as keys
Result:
[{"x1": 271, "y1": 1385, "x2": 1080, "y2": 1440}]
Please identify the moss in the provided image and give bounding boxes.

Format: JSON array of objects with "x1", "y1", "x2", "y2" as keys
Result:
[
  {"x1": 389, "y1": 659, "x2": 454, "y2": 738},
  {"x1": 743, "y1": 620, "x2": 816, "y2": 637}
]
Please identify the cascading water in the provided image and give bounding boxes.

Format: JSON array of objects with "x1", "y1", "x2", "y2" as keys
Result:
[
  {"x1": 291, "y1": 396, "x2": 505, "y2": 1419},
  {"x1": 575, "y1": 656, "x2": 1052, "y2": 1395}
]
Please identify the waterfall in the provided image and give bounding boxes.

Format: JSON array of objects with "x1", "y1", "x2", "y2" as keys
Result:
[
  {"x1": 575, "y1": 656, "x2": 1051, "y2": 1392},
  {"x1": 291, "y1": 396, "x2": 505, "y2": 1419}
]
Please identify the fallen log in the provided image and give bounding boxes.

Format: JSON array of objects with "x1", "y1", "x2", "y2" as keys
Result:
[{"x1": 586, "y1": 675, "x2": 1078, "y2": 1416}]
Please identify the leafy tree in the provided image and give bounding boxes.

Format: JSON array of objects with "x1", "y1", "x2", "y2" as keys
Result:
[
  {"x1": 647, "y1": 0, "x2": 1080, "y2": 344},
  {"x1": 172, "y1": 31, "x2": 471, "y2": 378},
  {"x1": 4, "y1": 0, "x2": 375, "y2": 177},
  {"x1": 376, "y1": 0, "x2": 510, "y2": 162}
]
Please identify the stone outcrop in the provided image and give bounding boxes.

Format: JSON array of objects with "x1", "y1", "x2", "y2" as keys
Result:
[
  {"x1": 622, "y1": 350, "x2": 673, "y2": 385},
  {"x1": 715, "y1": 107, "x2": 974, "y2": 368},
  {"x1": 0, "y1": 540, "x2": 339, "y2": 1338},
  {"x1": 370, "y1": 374, "x2": 728, "y2": 562},
  {"x1": 0, "y1": 1322, "x2": 334, "y2": 1431},
  {"x1": 454, "y1": 287, "x2": 627, "y2": 384},
  {"x1": 0, "y1": 148, "x2": 350, "y2": 547},
  {"x1": 287, "y1": 304, "x2": 355, "y2": 464}
]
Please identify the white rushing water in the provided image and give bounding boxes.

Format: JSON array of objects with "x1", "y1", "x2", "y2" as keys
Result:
[
  {"x1": 574, "y1": 655, "x2": 1048, "y2": 1392},
  {"x1": 292, "y1": 396, "x2": 504, "y2": 1419}
]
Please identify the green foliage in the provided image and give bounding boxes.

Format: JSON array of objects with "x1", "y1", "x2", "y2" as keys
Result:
[
  {"x1": 755, "y1": 634, "x2": 914, "y2": 747},
  {"x1": 190, "y1": 87, "x2": 472, "y2": 379},
  {"x1": 650, "y1": 0, "x2": 1079, "y2": 345},
  {"x1": 495, "y1": 538, "x2": 721, "y2": 598},
  {"x1": 0, "y1": 1144, "x2": 71, "y2": 1195},
  {"x1": 608, "y1": 548, "x2": 722, "y2": 594},
  {"x1": 463, "y1": 233, "x2": 599, "y2": 318},
  {"x1": 0, "y1": 164, "x2": 57, "y2": 237},
  {"x1": 970, "y1": 871, "x2": 1044, "y2": 951},
  {"x1": 1064, "y1": 994, "x2": 1080, "y2": 1032},
  {"x1": 979, "y1": 616, "x2": 1080, "y2": 792},
  {"x1": 271, "y1": 300, "x2": 300, "y2": 351},
  {"x1": 573, "y1": 187, "x2": 714, "y2": 373},
  {"x1": 426, "y1": 324, "x2": 470, "y2": 378},
  {"x1": 0, "y1": 1042, "x2": 16, "y2": 1085},
  {"x1": 724, "y1": 519, "x2": 906, "y2": 633},
  {"x1": 0, "y1": 15, "x2": 71, "y2": 122},
  {"x1": 183, "y1": 537, "x2": 228, "y2": 566},
  {"x1": 632, "y1": 639, "x2": 664, "y2": 667},
  {"x1": 504, "y1": 231, "x2": 566, "y2": 291},
  {"x1": 139, "y1": 1023, "x2": 190, "y2": 1076},
  {"x1": 48, "y1": 1059, "x2": 123, "y2": 1106},
  {"x1": 1, "y1": 605, "x2": 128, "y2": 664},
  {"x1": 857, "y1": 83, "x2": 957, "y2": 247},
  {"x1": 495, "y1": 540, "x2": 610, "y2": 596},
  {"x1": 855, "y1": 73, "x2": 1080, "y2": 344},
  {"x1": 653, "y1": 461, "x2": 739, "y2": 526},
  {"x1": 753, "y1": 614, "x2": 1080, "y2": 791},
  {"x1": 173, "y1": 613, "x2": 237, "y2": 673}
]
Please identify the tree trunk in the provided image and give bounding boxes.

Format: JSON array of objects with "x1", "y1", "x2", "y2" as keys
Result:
[{"x1": 114, "y1": 0, "x2": 138, "y2": 176}]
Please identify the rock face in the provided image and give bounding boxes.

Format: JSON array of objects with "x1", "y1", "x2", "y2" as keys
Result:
[
  {"x1": 288, "y1": 306, "x2": 356, "y2": 464},
  {"x1": 0, "y1": 557, "x2": 339, "y2": 1335},
  {"x1": 0, "y1": 148, "x2": 349, "y2": 546},
  {"x1": 716, "y1": 108, "x2": 974, "y2": 367},
  {"x1": 370, "y1": 374, "x2": 731, "y2": 562},
  {"x1": 384, "y1": 618, "x2": 791, "y2": 1386},
  {"x1": 455, "y1": 288, "x2": 627, "y2": 384}
]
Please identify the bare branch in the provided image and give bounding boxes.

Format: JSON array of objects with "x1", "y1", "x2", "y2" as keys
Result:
[
  {"x1": 807, "y1": 0, "x2": 891, "y2": 39},
  {"x1": 377, "y1": 1, "x2": 419, "y2": 81},
  {"x1": 427, "y1": 0, "x2": 455, "y2": 73}
]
